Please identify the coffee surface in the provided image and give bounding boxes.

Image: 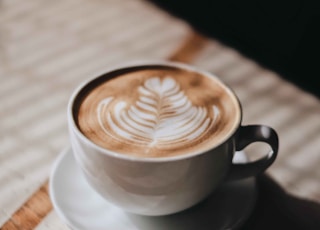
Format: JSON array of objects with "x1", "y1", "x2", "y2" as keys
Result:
[{"x1": 76, "y1": 65, "x2": 240, "y2": 158}]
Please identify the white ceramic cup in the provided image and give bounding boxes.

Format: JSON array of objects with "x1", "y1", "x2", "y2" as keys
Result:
[{"x1": 68, "y1": 61, "x2": 278, "y2": 216}]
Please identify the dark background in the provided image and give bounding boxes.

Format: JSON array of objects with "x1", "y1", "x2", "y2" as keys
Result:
[{"x1": 148, "y1": 0, "x2": 319, "y2": 98}]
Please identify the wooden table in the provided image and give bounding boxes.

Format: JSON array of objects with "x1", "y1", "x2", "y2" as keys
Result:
[{"x1": 1, "y1": 0, "x2": 319, "y2": 229}]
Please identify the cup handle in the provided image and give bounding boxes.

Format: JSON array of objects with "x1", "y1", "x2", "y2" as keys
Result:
[{"x1": 227, "y1": 125, "x2": 279, "y2": 181}]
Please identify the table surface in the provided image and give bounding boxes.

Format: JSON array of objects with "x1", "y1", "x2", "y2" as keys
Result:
[{"x1": 1, "y1": 0, "x2": 319, "y2": 229}]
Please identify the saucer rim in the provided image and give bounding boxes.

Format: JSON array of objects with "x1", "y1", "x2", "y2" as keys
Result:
[
  {"x1": 49, "y1": 146, "x2": 77, "y2": 229},
  {"x1": 50, "y1": 146, "x2": 257, "y2": 230}
]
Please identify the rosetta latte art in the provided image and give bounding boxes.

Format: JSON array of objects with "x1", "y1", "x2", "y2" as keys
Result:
[{"x1": 97, "y1": 77, "x2": 220, "y2": 152}]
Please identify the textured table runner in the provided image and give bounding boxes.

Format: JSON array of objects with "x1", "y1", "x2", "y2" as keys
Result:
[{"x1": 0, "y1": 0, "x2": 319, "y2": 229}]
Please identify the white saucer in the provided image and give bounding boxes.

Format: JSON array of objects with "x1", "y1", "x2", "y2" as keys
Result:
[{"x1": 50, "y1": 147, "x2": 257, "y2": 230}]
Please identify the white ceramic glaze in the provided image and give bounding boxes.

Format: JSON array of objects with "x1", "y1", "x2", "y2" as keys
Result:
[
  {"x1": 70, "y1": 127, "x2": 233, "y2": 215},
  {"x1": 67, "y1": 61, "x2": 277, "y2": 216}
]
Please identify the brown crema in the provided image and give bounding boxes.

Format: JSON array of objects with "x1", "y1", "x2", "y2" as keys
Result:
[{"x1": 75, "y1": 65, "x2": 240, "y2": 158}]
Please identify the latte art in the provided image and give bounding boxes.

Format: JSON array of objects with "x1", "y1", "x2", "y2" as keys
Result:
[
  {"x1": 97, "y1": 77, "x2": 220, "y2": 153},
  {"x1": 76, "y1": 65, "x2": 240, "y2": 157}
]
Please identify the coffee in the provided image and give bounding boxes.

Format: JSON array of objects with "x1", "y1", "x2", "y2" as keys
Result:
[{"x1": 75, "y1": 65, "x2": 240, "y2": 157}]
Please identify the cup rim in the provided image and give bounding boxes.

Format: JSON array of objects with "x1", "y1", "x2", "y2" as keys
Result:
[{"x1": 68, "y1": 60, "x2": 242, "y2": 162}]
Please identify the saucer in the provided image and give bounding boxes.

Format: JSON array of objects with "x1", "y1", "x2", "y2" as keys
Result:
[{"x1": 50, "y1": 147, "x2": 257, "y2": 230}]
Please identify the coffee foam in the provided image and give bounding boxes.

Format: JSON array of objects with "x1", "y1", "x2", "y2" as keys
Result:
[{"x1": 76, "y1": 65, "x2": 240, "y2": 158}]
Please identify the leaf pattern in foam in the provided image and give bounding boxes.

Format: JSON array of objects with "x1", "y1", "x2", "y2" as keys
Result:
[{"x1": 97, "y1": 77, "x2": 220, "y2": 151}]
